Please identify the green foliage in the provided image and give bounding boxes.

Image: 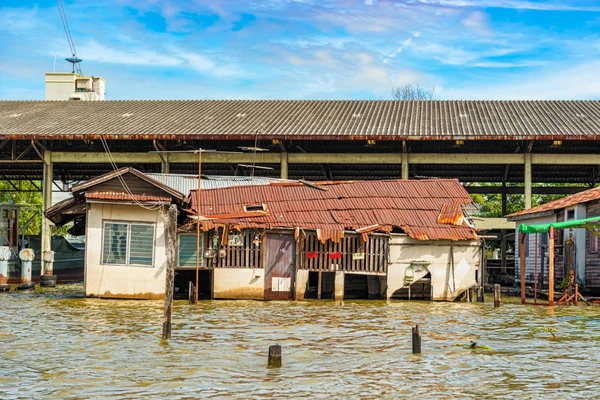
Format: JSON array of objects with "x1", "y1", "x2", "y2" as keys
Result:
[
  {"x1": 0, "y1": 181, "x2": 70, "y2": 237},
  {"x1": 471, "y1": 183, "x2": 586, "y2": 218}
]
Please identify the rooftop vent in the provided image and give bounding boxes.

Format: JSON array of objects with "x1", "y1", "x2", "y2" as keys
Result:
[{"x1": 243, "y1": 204, "x2": 266, "y2": 212}]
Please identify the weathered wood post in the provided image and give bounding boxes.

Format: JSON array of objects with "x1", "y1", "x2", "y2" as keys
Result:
[
  {"x1": 574, "y1": 283, "x2": 579, "y2": 306},
  {"x1": 412, "y1": 325, "x2": 421, "y2": 354},
  {"x1": 268, "y1": 344, "x2": 282, "y2": 368},
  {"x1": 494, "y1": 284, "x2": 501, "y2": 307},
  {"x1": 162, "y1": 204, "x2": 177, "y2": 340},
  {"x1": 548, "y1": 227, "x2": 555, "y2": 307},
  {"x1": 519, "y1": 232, "x2": 526, "y2": 304},
  {"x1": 188, "y1": 280, "x2": 195, "y2": 304}
]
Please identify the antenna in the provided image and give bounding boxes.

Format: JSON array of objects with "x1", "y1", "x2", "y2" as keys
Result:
[{"x1": 65, "y1": 54, "x2": 82, "y2": 73}]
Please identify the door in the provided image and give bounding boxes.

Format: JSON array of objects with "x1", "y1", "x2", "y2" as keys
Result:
[{"x1": 265, "y1": 233, "x2": 296, "y2": 300}]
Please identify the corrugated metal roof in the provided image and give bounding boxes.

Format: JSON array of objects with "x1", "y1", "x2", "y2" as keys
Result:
[
  {"x1": 188, "y1": 179, "x2": 478, "y2": 241},
  {"x1": 85, "y1": 191, "x2": 171, "y2": 202},
  {"x1": 2, "y1": 100, "x2": 600, "y2": 140},
  {"x1": 507, "y1": 186, "x2": 600, "y2": 220},
  {"x1": 146, "y1": 173, "x2": 295, "y2": 194}
]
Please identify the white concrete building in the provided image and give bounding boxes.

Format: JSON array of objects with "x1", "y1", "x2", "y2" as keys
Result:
[{"x1": 45, "y1": 72, "x2": 105, "y2": 101}]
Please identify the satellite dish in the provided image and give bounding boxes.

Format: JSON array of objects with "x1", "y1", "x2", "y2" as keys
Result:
[{"x1": 65, "y1": 54, "x2": 82, "y2": 73}]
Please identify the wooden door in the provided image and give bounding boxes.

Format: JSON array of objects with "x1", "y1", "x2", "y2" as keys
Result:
[{"x1": 265, "y1": 233, "x2": 296, "y2": 300}]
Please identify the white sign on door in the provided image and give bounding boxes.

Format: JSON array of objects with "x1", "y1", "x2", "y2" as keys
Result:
[{"x1": 271, "y1": 277, "x2": 291, "y2": 292}]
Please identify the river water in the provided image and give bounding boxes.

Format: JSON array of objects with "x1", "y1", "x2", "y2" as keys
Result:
[{"x1": 1, "y1": 284, "x2": 599, "y2": 399}]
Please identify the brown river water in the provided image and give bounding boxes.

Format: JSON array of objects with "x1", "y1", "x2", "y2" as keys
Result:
[{"x1": 1, "y1": 284, "x2": 599, "y2": 399}]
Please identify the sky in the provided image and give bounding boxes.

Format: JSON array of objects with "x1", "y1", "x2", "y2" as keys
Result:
[{"x1": 1, "y1": 0, "x2": 600, "y2": 100}]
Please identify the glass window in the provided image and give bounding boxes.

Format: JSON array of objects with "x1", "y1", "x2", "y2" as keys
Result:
[
  {"x1": 129, "y1": 224, "x2": 155, "y2": 266},
  {"x1": 102, "y1": 223, "x2": 128, "y2": 265},
  {"x1": 178, "y1": 233, "x2": 203, "y2": 268},
  {"x1": 102, "y1": 222, "x2": 155, "y2": 266}
]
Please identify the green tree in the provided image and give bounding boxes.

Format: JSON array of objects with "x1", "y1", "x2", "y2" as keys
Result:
[{"x1": 0, "y1": 181, "x2": 69, "y2": 237}]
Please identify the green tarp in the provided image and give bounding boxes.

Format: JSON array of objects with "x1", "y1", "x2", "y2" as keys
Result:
[{"x1": 518, "y1": 216, "x2": 600, "y2": 233}]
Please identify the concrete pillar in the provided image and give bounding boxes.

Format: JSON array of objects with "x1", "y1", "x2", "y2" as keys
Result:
[
  {"x1": 40, "y1": 251, "x2": 57, "y2": 287},
  {"x1": 17, "y1": 248, "x2": 35, "y2": 290},
  {"x1": 280, "y1": 152, "x2": 288, "y2": 179},
  {"x1": 401, "y1": 152, "x2": 409, "y2": 180},
  {"x1": 41, "y1": 151, "x2": 53, "y2": 274},
  {"x1": 524, "y1": 153, "x2": 532, "y2": 209},
  {"x1": 334, "y1": 271, "x2": 344, "y2": 301},
  {"x1": 0, "y1": 246, "x2": 11, "y2": 291},
  {"x1": 295, "y1": 269, "x2": 309, "y2": 300}
]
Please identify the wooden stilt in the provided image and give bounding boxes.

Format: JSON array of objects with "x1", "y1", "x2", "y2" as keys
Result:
[
  {"x1": 548, "y1": 227, "x2": 555, "y2": 307},
  {"x1": 494, "y1": 284, "x2": 500, "y2": 307},
  {"x1": 162, "y1": 204, "x2": 177, "y2": 340},
  {"x1": 317, "y1": 271, "x2": 322, "y2": 300},
  {"x1": 412, "y1": 325, "x2": 421, "y2": 354},
  {"x1": 574, "y1": 283, "x2": 579, "y2": 306},
  {"x1": 520, "y1": 232, "x2": 526, "y2": 304}
]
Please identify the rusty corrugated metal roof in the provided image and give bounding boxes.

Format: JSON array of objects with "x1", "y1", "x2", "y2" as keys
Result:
[
  {"x1": 189, "y1": 179, "x2": 477, "y2": 241},
  {"x1": 507, "y1": 186, "x2": 600, "y2": 219},
  {"x1": 2, "y1": 100, "x2": 600, "y2": 140},
  {"x1": 85, "y1": 192, "x2": 171, "y2": 202}
]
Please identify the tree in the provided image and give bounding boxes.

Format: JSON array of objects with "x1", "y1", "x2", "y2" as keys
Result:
[
  {"x1": 391, "y1": 84, "x2": 436, "y2": 100},
  {"x1": 0, "y1": 181, "x2": 70, "y2": 237}
]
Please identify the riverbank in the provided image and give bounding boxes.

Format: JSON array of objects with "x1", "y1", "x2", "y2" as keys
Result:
[{"x1": 1, "y1": 284, "x2": 599, "y2": 398}]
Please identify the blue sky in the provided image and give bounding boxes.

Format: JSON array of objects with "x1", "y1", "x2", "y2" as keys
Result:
[{"x1": 1, "y1": 0, "x2": 600, "y2": 100}]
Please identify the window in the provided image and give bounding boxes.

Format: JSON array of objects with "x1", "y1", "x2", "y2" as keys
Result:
[
  {"x1": 178, "y1": 233, "x2": 203, "y2": 268},
  {"x1": 567, "y1": 209, "x2": 575, "y2": 220},
  {"x1": 243, "y1": 204, "x2": 266, "y2": 212},
  {"x1": 102, "y1": 222, "x2": 155, "y2": 266}
]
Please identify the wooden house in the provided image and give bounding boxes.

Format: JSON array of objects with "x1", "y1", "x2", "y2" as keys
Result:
[{"x1": 507, "y1": 187, "x2": 600, "y2": 292}]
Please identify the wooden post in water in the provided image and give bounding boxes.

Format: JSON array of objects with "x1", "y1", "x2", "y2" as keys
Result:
[
  {"x1": 519, "y1": 232, "x2": 526, "y2": 304},
  {"x1": 574, "y1": 283, "x2": 579, "y2": 306},
  {"x1": 412, "y1": 325, "x2": 421, "y2": 354},
  {"x1": 162, "y1": 204, "x2": 177, "y2": 340},
  {"x1": 268, "y1": 344, "x2": 282, "y2": 368},
  {"x1": 548, "y1": 227, "x2": 555, "y2": 307},
  {"x1": 188, "y1": 281, "x2": 195, "y2": 304},
  {"x1": 494, "y1": 284, "x2": 501, "y2": 307}
]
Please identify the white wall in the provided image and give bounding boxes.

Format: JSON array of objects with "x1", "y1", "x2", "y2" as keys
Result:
[
  {"x1": 213, "y1": 268, "x2": 264, "y2": 299},
  {"x1": 45, "y1": 73, "x2": 77, "y2": 101},
  {"x1": 84, "y1": 203, "x2": 167, "y2": 299},
  {"x1": 387, "y1": 234, "x2": 481, "y2": 301}
]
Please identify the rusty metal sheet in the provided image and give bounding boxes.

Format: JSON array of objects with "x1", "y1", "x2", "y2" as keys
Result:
[
  {"x1": 508, "y1": 186, "x2": 600, "y2": 219},
  {"x1": 85, "y1": 192, "x2": 171, "y2": 202},
  {"x1": 189, "y1": 178, "x2": 477, "y2": 241}
]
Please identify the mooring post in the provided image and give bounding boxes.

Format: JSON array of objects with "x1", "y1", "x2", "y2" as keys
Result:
[
  {"x1": 40, "y1": 251, "x2": 57, "y2": 287},
  {"x1": 162, "y1": 204, "x2": 177, "y2": 340},
  {"x1": 0, "y1": 246, "x2": 11, "y2": 292},
  {"x1": 412, "y1": 325, "x2": 421, "y2": 354},
  {"x1": 268, "y1": 344, "x2": 282, "y2": 368},
  {"x1": 574, "y1": 283, "x2": 579, "y2": 306},
  {"x1": 17, "y1": 249, "x2": 35, "y2": 291},
  {"x1": 188, "y1": 280, "x2": 195, "y2": 304},
  {"x1": 494, "y1": 284, "x2": 500, "y2": 307}
]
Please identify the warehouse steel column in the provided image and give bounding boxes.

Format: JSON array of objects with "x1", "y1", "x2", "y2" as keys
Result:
[
  {"x1": 41, "y1": 151, "x2": 53, "y2": 273},
  {"x1": 280, "y1": 152, "x2": 288, "y2": 179},
  {"x1": 401, "y1": 152, "x2": 409, "y2": 180},
  {"x1": 524, "y1": 153, "x2": 532, "y2": 209}
]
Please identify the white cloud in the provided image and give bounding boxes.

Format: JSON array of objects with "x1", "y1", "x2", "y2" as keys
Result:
[
  {"x1": 383, "y1": 32, "x2": 421, "y2": 63},
  {"x1": 408, "y1": 0, "x2": 600, "y2": 11},
  {"x1": 462, "y1": 11, "x2": 492, "y2": 36},
  {"x1": 439, "y1": 60, "x2": 600, "y2": 100},
  {"x1": 82, "y1": 41, "x2": 181, "y2": 66}
]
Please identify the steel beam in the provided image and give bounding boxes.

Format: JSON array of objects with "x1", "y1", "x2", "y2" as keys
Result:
[
  {"x1": 524, "y1": 153, "x2": 532, "y2": 209},
  {"x1": 41, "y1": 151, "x2": 53, "y2": 273},
  {"x1": 465, "y1": 186, "x2": 591, "y2": 195},
  {"x1": 49, "y1": 152, "x2": 600, "y2": 165}
]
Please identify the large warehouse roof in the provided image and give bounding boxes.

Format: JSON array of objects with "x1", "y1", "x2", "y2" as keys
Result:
[{"x1": 1, "y1": 100, "x2": 600, "y2": 140}]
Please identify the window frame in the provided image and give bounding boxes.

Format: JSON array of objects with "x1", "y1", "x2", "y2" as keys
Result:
[{"x1": 101, "y1": 220, "x2": 155, "y2": 267}]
